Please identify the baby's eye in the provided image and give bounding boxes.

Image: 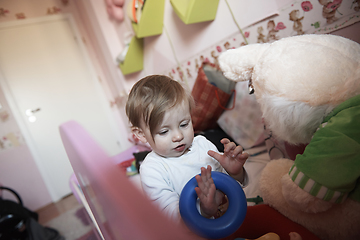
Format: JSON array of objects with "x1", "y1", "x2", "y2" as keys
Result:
[
  {"x1": 158, "y1": 130, "x2": 168, "y2": 135},
  {"x1": 180, "y1": 121, "x2": 189, "y2": 128}
]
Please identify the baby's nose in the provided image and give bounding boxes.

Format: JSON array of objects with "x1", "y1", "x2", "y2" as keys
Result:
[{"x1": 172, "y1": 130, "x2": 184, "y2": 142}]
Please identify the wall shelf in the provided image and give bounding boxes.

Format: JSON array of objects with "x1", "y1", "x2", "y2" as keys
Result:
[
  {"x1": 170, "y1": 0, "x2": 220, "y2": 25},
  {"x1": 118, "y1": 36, "x2": 143, "y2": 75},
  {"x1": 131, "y1": 0, "x2": 165, "y2": 38}
]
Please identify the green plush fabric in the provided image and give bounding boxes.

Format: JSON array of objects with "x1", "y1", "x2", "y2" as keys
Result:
[{"x1": 289, "y1": 94, "x2": 360, "y2": 203}]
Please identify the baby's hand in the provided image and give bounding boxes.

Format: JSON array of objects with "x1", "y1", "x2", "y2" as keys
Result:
[
  {"x1": 195, "y1": 166, "x2": 224, "y2": 218},
  {"x1": 208, "y1": 138, "x2": 249, "y2": 182}
]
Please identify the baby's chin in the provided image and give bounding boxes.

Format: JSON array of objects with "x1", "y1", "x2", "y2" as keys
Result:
[{"x1": 159, "y1": 147, "x2": 191, "y2": 158}]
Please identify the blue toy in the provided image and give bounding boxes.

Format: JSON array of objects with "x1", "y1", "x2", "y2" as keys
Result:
[{"x1": 179, "y1": 171, "x2": 247, "y2": 239}]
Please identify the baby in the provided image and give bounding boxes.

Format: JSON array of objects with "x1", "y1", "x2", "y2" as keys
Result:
[{"x1": 125, "y1": 75, "x2": 249, "y2": 222}]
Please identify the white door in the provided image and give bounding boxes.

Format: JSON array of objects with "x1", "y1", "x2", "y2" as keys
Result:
[{"x1": 0, "y1": 15, "x2": 127, "y2": 202}]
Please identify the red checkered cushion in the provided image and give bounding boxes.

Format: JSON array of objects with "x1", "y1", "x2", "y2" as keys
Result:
[{"x1": 191, "y1": 63, "x2": 232, "y2": 132}]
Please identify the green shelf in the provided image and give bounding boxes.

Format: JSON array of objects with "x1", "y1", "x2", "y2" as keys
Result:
[
  {"x1": 118, "y1": 36, "x2": 144, "y2": 75},
  {"x1": 131, "y1": 0, "x2": 165, "y2": 38},
  {"x1": 170, "y1": 0, "x2": 220, "y2": 24}
]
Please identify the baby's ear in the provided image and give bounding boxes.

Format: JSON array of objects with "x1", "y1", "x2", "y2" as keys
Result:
[{"x1": 131, "y1": 127, "x2": 148, "y2": 144}]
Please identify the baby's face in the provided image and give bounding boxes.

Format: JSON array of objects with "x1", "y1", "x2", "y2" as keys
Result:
[{"x1": 143, "y1": 101, "x2": 194, "y2": 158}]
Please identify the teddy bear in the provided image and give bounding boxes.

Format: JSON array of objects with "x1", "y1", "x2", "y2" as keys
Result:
[
  {"x1": 257, "y1": 26, "x2": 266, "y2": 43},
  {"x1": 266, "y1": 20, "x2": 279, "y2": 42},
  {"x1": 218, "y1": 34, "x2": 360, "y2": 240},
  {"x1": 318, "y1": 0, "x2": 342, "y2": 24},
  {"x1": 289, "y1": 10, "x2": 304, "y2": 35},
  {"x1": 354, "y1": 0, "x2": 360, "y2": 11}
]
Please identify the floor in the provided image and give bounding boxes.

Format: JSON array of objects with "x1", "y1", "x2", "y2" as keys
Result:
[
  {"x1": 36, "y1": 193, "x2": 82, "y2": 225},
  {"x1": 35, "y1": 193, "x2": 97, "y2": 240}
]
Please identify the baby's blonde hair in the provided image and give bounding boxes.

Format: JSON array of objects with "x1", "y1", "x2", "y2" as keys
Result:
[{"x1": 126, "y1": 75, "x2": 194, "y2": 138}]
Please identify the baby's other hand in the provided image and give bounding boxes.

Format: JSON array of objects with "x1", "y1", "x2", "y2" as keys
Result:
[{"x1": 208, "y1": 138, "x2": 249, "y2": 181}]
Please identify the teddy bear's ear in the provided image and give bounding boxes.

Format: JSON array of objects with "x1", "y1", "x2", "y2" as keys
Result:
[{"x1": 219, "y1": 43, "x2": 270, "y2": 82}]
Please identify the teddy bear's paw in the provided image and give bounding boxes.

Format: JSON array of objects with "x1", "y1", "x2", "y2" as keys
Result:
[
  {"x1": 281, "y1": 174, "x2": 333, "y2": 213},
  {"x1": 259, "y1": 158, "x2": 294, "y2": 205}
]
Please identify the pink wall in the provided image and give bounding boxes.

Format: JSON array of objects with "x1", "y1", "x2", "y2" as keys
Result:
[
  {"x1": 0, "y1": 146, "x2": 51, "y2": 207},
  {"x1": 0, "y1": 85, "x2": 52, "y2": 209}
]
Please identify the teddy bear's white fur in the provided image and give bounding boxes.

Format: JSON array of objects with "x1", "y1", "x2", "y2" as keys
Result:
[{"x1": 219, "y1": 34, "x2": 360, "y2": 240}]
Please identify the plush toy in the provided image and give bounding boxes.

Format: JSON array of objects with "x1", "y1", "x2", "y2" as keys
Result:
[
  {"x1": 218, "y1": 34, "x2": 360, "y2": 240},
  {"x1": 104, "y1": 0, "x2": 125, "y2": 22}
]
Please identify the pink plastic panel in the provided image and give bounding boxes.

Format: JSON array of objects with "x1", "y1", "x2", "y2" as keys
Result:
[{"x1": 59, "y1": 120, "x2": 202, "y2": 240}]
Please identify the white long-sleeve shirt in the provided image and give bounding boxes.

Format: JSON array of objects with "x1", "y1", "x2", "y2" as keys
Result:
[{"x1": 139, "y1": 135, "x2": 248, "y2": 221}]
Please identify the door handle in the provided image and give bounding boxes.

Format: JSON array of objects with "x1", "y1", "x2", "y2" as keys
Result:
[
  {"x1": 25, "y1": 108, "x2": 41, "y2": 116},
  {"x1": 31, "y1": 108, "x2": 41, "y2": 113},
  {"x1": 25, "y1": 108, "x2": 41, "y2": 122}
]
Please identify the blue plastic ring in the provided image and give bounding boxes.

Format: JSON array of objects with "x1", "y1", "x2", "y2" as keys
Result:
[{"x1": 179, "y1": 171, "x2": 247, "y2": 239}]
